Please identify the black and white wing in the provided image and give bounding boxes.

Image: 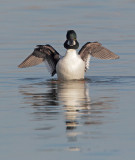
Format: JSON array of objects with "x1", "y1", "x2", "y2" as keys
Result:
[
  {"x1": 18, "y1": 45, "x2": 60, "y2": 76},
  {"x1": 79, "y1": 42, "x2": 119, "y2": 71}
]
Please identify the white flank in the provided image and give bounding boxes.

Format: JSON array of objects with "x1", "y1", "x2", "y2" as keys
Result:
[{"x1": 85, "y1": 54, "x2": 91, "y2": 70}]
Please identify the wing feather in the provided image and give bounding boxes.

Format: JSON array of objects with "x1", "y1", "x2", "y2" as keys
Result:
[
  {"x1": 18, "y1": 53, "x2": 44, "y2": 68},
  {"x1": 79, "y1": 42, "x2": 119, "y2": 71},
  {"x1": 18, "y1": 45, "x2": 60, "y2": 76}
]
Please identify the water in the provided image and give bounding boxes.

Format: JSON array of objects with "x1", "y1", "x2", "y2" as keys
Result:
[{"x1": 0, "y1": 0, "x2": 135, "y2": 159}]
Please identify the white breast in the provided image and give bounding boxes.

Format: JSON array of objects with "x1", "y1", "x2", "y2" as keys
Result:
[{"x1": 56, "y1": 49, "x2": 85, "y2": 80}]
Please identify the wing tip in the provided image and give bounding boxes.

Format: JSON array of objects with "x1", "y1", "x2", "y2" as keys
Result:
[
  {"x1": 113, "y1": 54, "x2": 120, "y2": 60},
  {"x1": 116, "y1": 55, "x2": 120, "y2": 59},
  {"x1": 18, "y1": 63, "x2": 26, "y2": 68},
  {"x1": 18, "y1": 63, "x2": 23, "y2": 68},
  {"x1": 18, "y1": 64, "x2": 21, "y2": 68}
]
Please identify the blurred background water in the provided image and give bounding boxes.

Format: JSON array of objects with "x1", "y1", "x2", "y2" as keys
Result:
[{"x1": 0, "y1": 0, "x2": 135, "y2": 160}]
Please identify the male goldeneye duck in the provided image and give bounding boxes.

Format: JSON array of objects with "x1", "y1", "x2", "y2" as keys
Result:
[{"x1": 18, "y1": 30, "x2": 119, "y2": 80}]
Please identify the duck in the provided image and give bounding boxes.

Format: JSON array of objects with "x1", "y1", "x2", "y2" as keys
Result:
[{"x1": 18, "y1": 30, "x2": 119, "y2": 80}]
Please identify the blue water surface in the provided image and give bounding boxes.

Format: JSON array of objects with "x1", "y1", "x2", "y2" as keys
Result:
[{"x1": 0, "y1": 0, "x2": 135, "y2": 160}]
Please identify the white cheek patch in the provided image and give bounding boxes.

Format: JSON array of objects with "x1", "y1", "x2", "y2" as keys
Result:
[
  {"x1": 68, "y1": 40, "x2": 76, "y2": 46},
  {"x1": 73, "y1": 41, "x2": 76, "y2": 45}
]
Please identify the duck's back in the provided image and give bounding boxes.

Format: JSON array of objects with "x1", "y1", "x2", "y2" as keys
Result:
[{"x1": 56, "y1": 49, "x2": 85, "y2": 80}]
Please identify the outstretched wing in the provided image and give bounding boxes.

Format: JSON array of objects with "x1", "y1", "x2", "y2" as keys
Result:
[
  {"x1": 18, "y1": 45, "x2": 60, "y2": 76},
  {"x1": 79, "y1": 42, "x2": 119, "y2": 71}
]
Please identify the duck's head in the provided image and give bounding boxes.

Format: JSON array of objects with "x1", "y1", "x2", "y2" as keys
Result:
[{"x1": 64, "y1": 30, "x2": 79, "y2": 49}]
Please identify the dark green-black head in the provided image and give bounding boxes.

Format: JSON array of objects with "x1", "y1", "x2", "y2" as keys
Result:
[{"x1": 64, "y1": 30, "x2": 79, "y2": 49}]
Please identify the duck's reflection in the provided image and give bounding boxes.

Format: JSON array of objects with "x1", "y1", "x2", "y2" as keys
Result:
[
  {"x1": 57, "y1": 81, "x2": 91, "y2": 130},
  {"x1": 19, "y1": 80, "x2": 91, "y2": 125},
  {"x1": 19, "y1": 79, "x2": 109, "y2": 142}
]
